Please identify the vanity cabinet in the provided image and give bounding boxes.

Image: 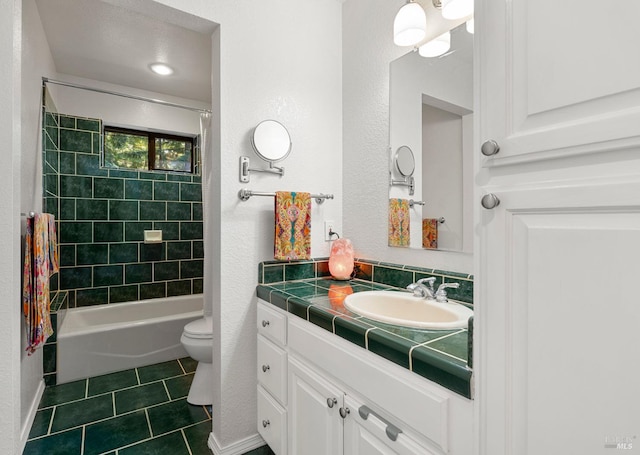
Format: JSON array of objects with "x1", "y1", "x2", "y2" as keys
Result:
[{"x1": 257, "y1": 300, "x2": 473, "y2": 455}]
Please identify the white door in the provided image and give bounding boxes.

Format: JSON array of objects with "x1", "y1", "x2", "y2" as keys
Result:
[
  {"x1": 477, "y1": 1, "x2": 640, "y2": 454},
  {"x1": 288, "y1": 357, "x2": 344, "y2": 455}
]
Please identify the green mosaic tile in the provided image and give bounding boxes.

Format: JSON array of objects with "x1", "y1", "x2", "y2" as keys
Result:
[
  {"x1": 140, "y1": 201, "x2": 166, "y2": 220},
  {"x1": 192, "y1": 241, "x2": 204, "y2": 259},
  {"x1": 423, "y1": 331, "x2": 469, "y2": 362},
  {"x1": 139, "y1": 171, "x2": 166, "y2": 181},
  {"x1": 316, "y1": 260, "x2": 331, "y2": 278},
  {"x1": 164, "y1": 373, "x2": 194, "y2": 400},
  {"x1": 192, "y1": 175, "x2": 202, "y2": 183},
  {"x1": 43, "y1": 343, "x2": 56, "y2": 374},
  {"x1": 76, "y1": 153, "x2": 107, "y2": 176},
  {"x1": 51, "y1": 394, "x2": 114, "y2": 432},
  {"x1": 109, "y1": 200, "x2": 139, "y2": 220},
  {"x1": 193, "y1": 279, "x2": 203, "y2": 294},
  {"x1": 84, "y1": 410, "x2": 150, "y2": 455},
  {"x1": 59, "y1": 267, "x2": 92, "y2": 290},
  {"x1": 39, "y1": 379, "x2": 87, "y2": 408},
  {"x1": 125, "y1": 263, "x2": 153, "y2": 284},
  {"x1": 28, "y1": 407, "x2": 53, "y2": 439},
  {"x1": 411, "y1": 346, "x2": 472, "y2": 398},
  {"x1": 192, "y1": 203, "x2": 203, "y2": 221},
  {"x1": 110, "y1": 285, "x2": 139, "y2": 303},
  {"x1": 154, "y1": 181, "x2": 180, "y2": 201},
  {"x1": 77, "y1": 243, "x2": 108, "y2": 265},
  {"x1": 109, "y1": 243, "x2": 138, "y2": 263},
  {"x1": 138, "y1": 360, "x2": 184, "y2": 383},
  {"x1": 372, "y1": 266, "x2": 413, "y2": 288},
  {"x1": 59, "y1": 116, "x2": 76, "y2": 129},
  {"x1": 167, "y1": 241, "x2": 191, "y2": 260},
  {"x1": 153, "y1": 222, "x2": 179, "y2": 240},
  {"x1": 59, "y1": 152, "x2": 76, "y2": 174},
  {"x1": 444, "y1": 278, "x2": 474, "y2": 304},
  {"x1": 59, "y1": 199, "x2": 75, "y2": 220},
  {"x1": 167, "y1": 174, "x2": 192, "y2": 182},
  {"x1": 59, "y1": 245, "x2": 76, "y2": 267},
  {"x1": 124, "y1": 179, "x2": 153, "y2": 200},
  {"x1": 120, "y1": 430, "x2": 190, "y2": 455},
  {"x1": 60, "y1": 129, "x2": 92, "y2": 153},
  {"x1": 44, "y1": 174, "x2": 58, "y2": 195},
  {"x1": 140, "y1": 243, "x2": 165, "y2": 262},
  {"x1": 77, "y1": 118, "x2": 100, "y2": 132},
  {"x1": 308, "y1": 306, "x2": 334, "y2": 332},
  {"x1": 44, "y1": 132, "x2": 58, "y2": 152},
  {"x1": 24, "y1": 428, "x2": 82, "y2": 455},
  {"x1": 180, "y1": 260, "x2": 203, "y2": 279},
  {"x1": 60, "y1": 175, "x2": 92, "y2": 198},
  {"x1": 43, "y1": 373, "x2": 57, "y2": 387},
  {"x1": 333, "y1": 315, "x2": 375, "y2": 349},
  {"x1": 140, "y1": 283, "x2": 166, "y2": 300},
  {"x1": 109, "y1": 169, "x2": 138, "y2": 179},
  {"x1": 180, "y1": 183, "x2": 202, "y2": 202},
  {"x1": 76, "y1": 288, "x2": 109, "y2": 307},
  {"x1": 76, "y1": 198, "x2": 108, "y2": 220},
  {"x1": 285, "y1": 262, "x2": 315, "y2": 281},
  {"x1": 434, "y1": 269, "x2": 471, "y2": 279},
  {"x1": 125, "y1": 221, "x2": 153, "y2": 241},
  {"x1": 167, "y1": 280, "x2": 192, "y2": 297},
  {"x1": 45, "y1": 197, "x2": 60, "y2": 218},
  {"x1": 88, "y1": 369, "x2": 139, "y2": 396},
  {"x1": 366, "y1": 329, "x2": 416, "y2": 369},
  {"x1": 167, "y1": 202, "x2": 191, "y2": 220},
  {"x1": 353, "y1": 262, "x2": 373, "y2": 281},
  {"x1": 45, "y1": 112, "x2": 59, "y2": 127},
  {"x1": 154, "y1": 261, "x2": 180, "y2": 281},
  {"x1": 92, "y1": 132, "x2": 100, "y2": 154},
  {"x1": 180, "y1": 222, "x2": 203, "y2": 240},
  {"x1": 93, "y1": 265, "x2": 124, "y2": 287},
  {"x1": 94, "y1": 222, "x2": 124, "y2": 242},
  {"x1": 147, "y1": 398, "x2": 209, "y2": 435},
  {"x1": 287, "y1": 297, "x2": 310, "y2": 320},
  {"x1": 114, "y1": 382, "x2": 170, "y2": 415},
  {"x1": 94, "y1": 178, "x2": 124, "y2": 199}
]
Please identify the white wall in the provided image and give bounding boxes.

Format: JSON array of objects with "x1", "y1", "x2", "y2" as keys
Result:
[
  {"x1": 150, "y1": 0, "x2": 343, "y2": 451},
  {"x1": 343, "y1": 0, "x2": 473, "y2": 273}
]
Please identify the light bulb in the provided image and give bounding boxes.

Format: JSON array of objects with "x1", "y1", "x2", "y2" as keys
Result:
[
  {"x1": 393, "y1": 1, "x2": 427, "y2": 47},
  {"x1": 418, "y1": 31, "x2": 451, "y2": 57},
  {"x1": 149, "y1": 63, "x2": 174, "y2": 76},
  {"x1": 441, "y1": 0, "x2": 474, "y2": 20}
]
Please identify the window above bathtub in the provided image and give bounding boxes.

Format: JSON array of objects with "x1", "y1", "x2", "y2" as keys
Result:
[{"x1": 103, "y1": 126, "x2": 197, "y2": 174}]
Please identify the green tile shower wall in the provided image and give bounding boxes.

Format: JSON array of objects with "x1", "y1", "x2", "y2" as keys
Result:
[
  {"x1": 44, "y1": 113, "x2": 203, "y2": 307},
  {"x1": 259, "y1": 258, "x2": 474, "y2": 304}
]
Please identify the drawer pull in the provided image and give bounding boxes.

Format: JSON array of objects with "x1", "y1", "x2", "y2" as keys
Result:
[
  {"x1": 339, "y1": 407, "x2": 350, "y2": 419},
  {"x1": 262, "y1": 364, "x2": 270, "y2": 373},
  {"x1": 261, "y1": 320, "x2": 270, "y2": 327},
  {"x1": 262, "y1": 419, "x2": 270, "y2": 428},
  {"x1": 358, "y1": 405, "x2": 403, "y2": 442},
  {"x1": 326, "y1": 397, "x2": 337, "y2": 408}
]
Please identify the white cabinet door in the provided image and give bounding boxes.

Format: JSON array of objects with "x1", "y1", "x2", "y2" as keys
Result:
[
  {"x1": 288, "y1": 357, "x2": 344, "y2": 455},
  {"x1": 343, "y1": 396, "x2": 437, "y2": 455},
  {"x1": 478, "y1": 0, "x2": 640, "y2": 166}
]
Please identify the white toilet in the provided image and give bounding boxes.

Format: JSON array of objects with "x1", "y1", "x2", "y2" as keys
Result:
[{"x1": 180, "y1": 316, "x2": 213, "y2": 405}]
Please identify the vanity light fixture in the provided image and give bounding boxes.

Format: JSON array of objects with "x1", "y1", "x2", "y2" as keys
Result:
[
  {"x1": 149, "y1": 63, "x2": 174, "y2": 76},
  {"x1": 418, "y1": 31, "x2": 451, "y2": 57},
  {"x1": 441, "y1": 0, "x2": 474, "y2": 20},
  {"x1": 393, "y1": 0, "x2": 427, "y2": 46}
]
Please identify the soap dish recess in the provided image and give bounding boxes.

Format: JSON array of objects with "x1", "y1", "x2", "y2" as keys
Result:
[{"x1": 144, "y1": 230, "x2": 162, "y2": 244}]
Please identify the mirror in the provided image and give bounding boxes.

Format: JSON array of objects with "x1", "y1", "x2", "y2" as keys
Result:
[
  {"x1": 388, "y1": 24, "x2": 473, "y2": 252},
  {"x1": 251, "y1": 119, "x2": 292, "y2": 163}
]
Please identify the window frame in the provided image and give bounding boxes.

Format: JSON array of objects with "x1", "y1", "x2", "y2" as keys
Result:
[{"x1": 103, "y1": 125, "x2": 196, "y2": 174}]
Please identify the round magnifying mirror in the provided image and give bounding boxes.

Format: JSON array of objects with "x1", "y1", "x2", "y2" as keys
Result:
[
  {"x1": 395, "y1": 146, "x2": 415, "y2": 177},
  {"x1": 251, "y1": 120, "x2": 292, "y2": 163}
]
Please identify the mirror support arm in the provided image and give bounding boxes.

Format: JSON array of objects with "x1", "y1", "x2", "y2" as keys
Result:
[
  {"x1": 389, "y1": 175, "x2": 415, "y2": 195},
  {"x1": 239, "y1": 156, "x2": 284, "y2": 183}
]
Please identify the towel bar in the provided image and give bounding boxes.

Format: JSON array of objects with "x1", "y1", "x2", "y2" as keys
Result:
[{"x1": 238, "y1": 188, "x2": 334, "y2": 204}]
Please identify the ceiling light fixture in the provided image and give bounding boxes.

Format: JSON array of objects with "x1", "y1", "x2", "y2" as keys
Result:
[
  {"x1": 418, "y1": 31, "x2": 451, "y2": 57},
  {"x1": 149, "y1": 63, "x2": 174, "y2": 76},
  {"x1": 393, "y1": 0, "x2": 427, "y2": 47},
  {"x1": 441, "y1": 0, "x2": 474, "y2": 20}
]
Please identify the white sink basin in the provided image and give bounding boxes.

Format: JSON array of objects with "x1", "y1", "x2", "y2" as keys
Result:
[{"x1": 343, "y1": 291, "x2": 473, "y2": 330}]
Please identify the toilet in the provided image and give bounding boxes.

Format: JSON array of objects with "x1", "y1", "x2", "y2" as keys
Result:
[{"x1": 180, "y1": 316, "x2": 213, "y2": 405}]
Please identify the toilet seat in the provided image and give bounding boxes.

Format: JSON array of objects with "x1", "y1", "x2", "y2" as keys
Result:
[{"x1": 183, "y1": 318, "x2": 212, "y2": 339}]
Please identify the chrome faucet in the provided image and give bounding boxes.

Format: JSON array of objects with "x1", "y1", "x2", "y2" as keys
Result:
[
  {"x1": 406, "y1": 277, "x2": 436, "y2": 299},
  {"x1": 434, "y1": 282, "x2": 460, "y2": 303}
]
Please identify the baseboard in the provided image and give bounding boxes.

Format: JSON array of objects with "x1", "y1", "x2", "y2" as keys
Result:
[
  {"x1": 208, "y1": 431, "x2": 266, "y2": 455},
  {"x1": 20, "y1": 379, "x2": 45, "y2": 452}
]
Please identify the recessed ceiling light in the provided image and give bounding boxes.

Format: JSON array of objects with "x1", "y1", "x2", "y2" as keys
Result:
[{"x1": 149, "y1": 63, "x2": 174, "y2": 76}]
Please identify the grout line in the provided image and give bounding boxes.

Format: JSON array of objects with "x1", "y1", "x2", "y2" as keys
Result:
[
  {"x1": 364, "y1": 327, "x2": 376, "y2": 350},
  {"x1": 177, "y1": 358, "x2": 187, "y2": 375},
  {"x1": 80, "y1": 425, "x2": 85, "y2": 455},
  {"x1": 182, "y1": 428, "x2": 194, "y2": 455},
  {"x1": 84, "y1": 378, "x2": 89, "y2": 399},
  {"x1": 47, "y1": 406, "x2": 56, "y2": 435},
  {"x1": 408, "y1": 345, "x2": 419, "y2": 371},
  {"x1": 161, "y1": 379, "x2": 172, "y2": 401},
  {"x1": 112, "y1": 392, "x2": 116, "y2": 416},
  {"x1": 135, "y1": 367, "x2": 141, "y2": 385},
  {"x1": 145, "y1": 408, "x2": 154, "y2": 438}
]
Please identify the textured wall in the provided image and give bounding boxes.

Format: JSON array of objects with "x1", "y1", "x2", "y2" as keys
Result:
[{"x1": 343, "y1": 0, "x2": 473, "y2": 273}]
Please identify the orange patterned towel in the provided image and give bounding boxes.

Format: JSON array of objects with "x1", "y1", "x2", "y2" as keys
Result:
[
  {"x1": 388, "y1": 199, "x2": 410, "y2": 247},
  {"x1": 274, "y1": 191, "x2": 312, "y2": 260},
  {"x1": 422, "y1": 218, "x2": 438, "y2": 249}
]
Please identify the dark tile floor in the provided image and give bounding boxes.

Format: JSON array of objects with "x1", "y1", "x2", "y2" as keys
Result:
[{"x1": 23, "y1": 357, "x2": 274, "y2": 455}]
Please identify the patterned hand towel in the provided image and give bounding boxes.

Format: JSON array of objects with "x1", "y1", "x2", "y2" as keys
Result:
[
  {"x1": 422, "y1": 218, "x2": 438, "y2": 249},
  {"x1": 274, "y1": 191, "x2": 312, "y2": 260},
  {"x1": 388, "y1": 198, "x2": 410, "y2": 247},
  {"x1": 22, "y1": 213, "x2": 58, "y2": 354}
]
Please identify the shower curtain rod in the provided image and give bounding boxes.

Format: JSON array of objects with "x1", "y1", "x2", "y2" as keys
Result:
[{"x1": 42, "y1": 77, "x2": 212, "y2": 115}]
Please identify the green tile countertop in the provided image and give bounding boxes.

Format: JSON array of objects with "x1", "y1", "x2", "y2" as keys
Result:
[{"x1": 257, "y1": 278, "x2": 473, "y2": 399}]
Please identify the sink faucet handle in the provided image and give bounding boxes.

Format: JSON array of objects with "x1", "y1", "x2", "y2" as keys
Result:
[
  {"x1": 435, "y1": 282, "x2": 460, "y2": 303},
  {"x1": 417, "y1": 277, "x2": 436, "y2": 289}
]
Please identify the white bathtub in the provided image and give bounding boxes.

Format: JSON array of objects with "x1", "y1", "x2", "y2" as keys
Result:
[{"x1": 57, "y1": 294, "x2": 204, "y2": 384}]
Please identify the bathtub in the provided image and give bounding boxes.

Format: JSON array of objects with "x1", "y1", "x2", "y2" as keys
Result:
[{"x1": 57, "y1": 294, "x2": 204, "y2": 384}]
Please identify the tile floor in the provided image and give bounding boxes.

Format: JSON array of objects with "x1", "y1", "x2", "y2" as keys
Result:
[{"x1": 23, "y1": 357, "x2": 274, "y2": 455}]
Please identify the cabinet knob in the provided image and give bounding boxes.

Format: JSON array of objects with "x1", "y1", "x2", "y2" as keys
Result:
[
  {"x1": 481, "y1": 193, "x2": 500, "y2": 210},
  {"x1": 261, "y1": 320, "x2": 270, "y2": 327},
  {"x1": 262, "y1": 419, "x2": 270, "y2": 428},
  {"x1": 326, "y1": 397, "x2": 337, "y2": 408},
  {"x1": 262, "y1": 364, "x2": 270, "y2": 373},
  {"x1": 339, "y1": 407, "x2": 351, "y2": 419},
  {"x1": 481, "y1": 139, "x2": 500, "y2": 156}
]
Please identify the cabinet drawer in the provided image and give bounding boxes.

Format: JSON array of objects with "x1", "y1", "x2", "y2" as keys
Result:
[
  {"x1": 258, "y1": 385, "x2": 287, "y2": 455},
  {"x1": 257, "y1": 301, "x2": 287, "y2": 346},
  {"x1": 257, "y1": 335, "x2": 287, "y2": 404}
]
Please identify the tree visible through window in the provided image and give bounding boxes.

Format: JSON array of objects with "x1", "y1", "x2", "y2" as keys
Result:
[{"x1": 104, "y1": 126, "x2": 195, "y2": 173}]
